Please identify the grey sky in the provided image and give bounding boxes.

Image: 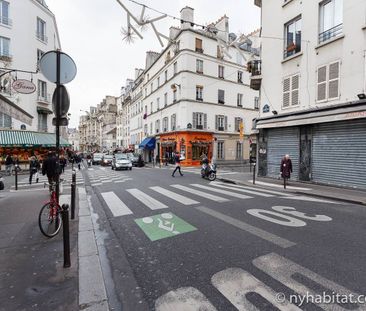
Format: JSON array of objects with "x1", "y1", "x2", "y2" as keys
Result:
[{"x1": 46, "y1": 0, "x2": 260, "y2": 128}]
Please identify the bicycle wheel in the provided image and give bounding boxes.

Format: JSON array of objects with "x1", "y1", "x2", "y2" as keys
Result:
[{"x1": 38, "y1": 202, "x2": 62, "y2": 238}]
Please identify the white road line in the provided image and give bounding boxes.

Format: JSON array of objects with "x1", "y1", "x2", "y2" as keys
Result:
[
  {"x1": 10, "y1": 188, "x2": 48, "y2": 192},
  {"x1": 155, "y1": 287, "x2": 217, "y2": 311},
  {"x1": 114, "y1": 179, "x2": 132, "y2": 183},
  {"x1": 126, "y1": 188, "x2": 168, "y2": 210},
  {"x1": 171, "y1": 185, "x2": 229, "y2": 202},
  {"x1": 217, "y1": 172, "x2": 239, "y2": 175},
  {"x1": 248, "y1": 180, "x2": 311, "y2": 190},
  {"x1": 282, "y1": 196, "x2": 341, "y2": 204},
  {"x1": 91, "y1": 183, "x2": 103, "y2": 186},
  {"x1": 215, "y1": 182, "x2": 295, "y2": 197},
  {"x1": 253, "y1": 253, "x2": 365, "y2": 311},
  {"x1": 101, "y1": 191, "x2": 133, "y2": 217},
  {"x1": 210, "y1": 182, "x2": 273, "y2": 197},
  {"x1": 190, "y1": 184, "x2": 252, "y2": 200},
  {"x1": 87, "y1": 168, "x2": 95, "y2": 171},
  {"x1": 212, "y1": 268, "x2": 301, "y2": 311},
  {"x1": 150, "y1": 186, "x2": 200, "y2": 205},
  {"x1": 194, "y1": 206, "x2": 296, "y2": 248}
]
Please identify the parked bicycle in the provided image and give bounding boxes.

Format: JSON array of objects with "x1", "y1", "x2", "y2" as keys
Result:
[{"x1": 38, "y1": 180, "x2": 64, "y2": 238}]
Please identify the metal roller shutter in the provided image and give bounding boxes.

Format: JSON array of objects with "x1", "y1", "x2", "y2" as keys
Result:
[
  {"x1": 267, "y1": 127, "x2": 299, "y2": 180},
  {"x1": 312, "y1": 120, "x2": 366, "y2": 189}
]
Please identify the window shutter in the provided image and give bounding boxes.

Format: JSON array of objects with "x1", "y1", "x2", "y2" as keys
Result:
[
  {"x1": 195, "y1": 38, "x2": 202, "y2": 49},
  {"x1": 317, "y1": 65, "x2": 327, "y2": 101},
  {"x1": 291, "y1": 74, "x2": 299, "y2": 106},
  {"x1": 215, "y1": 115, "x2": 218, "y2": 130},
  {"x1": 203, "y1": 113, "x2": 207, "y2": 129},
  {"x1": 224, "y1": 116, "x2": 228, "y2": 131},
  {"x1": 283, "y1": 77, "x2": 291, "y2": 107},
  {"x1": 192, "y1": 112, "x2": 197, "y2": 128},
  {"x1": 328, "y1": 61, "x2": 340, "y2": 99}
]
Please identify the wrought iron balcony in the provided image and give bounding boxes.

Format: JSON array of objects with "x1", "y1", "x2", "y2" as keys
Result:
[
  {"x1": 248, "y1": 60, "x2": 262, "y2": 91},
  {"x1": 36, "y1": 32, "x2": 48, "y2": 43},
  {"x1": 0, "y1": 16, "x2": 12, "y2": 27},
  {"x1": 319, "y1": 24, "x2": 343, "y2": 44}
]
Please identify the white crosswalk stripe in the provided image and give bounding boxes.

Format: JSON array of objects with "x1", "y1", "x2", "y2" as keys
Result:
[
  {"x1": 101, "y1": 192, "x2": 133, "y2": 217},
  {"x1": 171, "y1": 185, "x2": 229, "y2": 202},
  {"x1": 126, "y1": 188, "x2": 168, "y2": 210},
  {"x1": 190, "y1": 184, "x2": 253, "y2": 200},
  {"x1": 150, "y1": 186, "x2": 199, "y2": 205},
  {"x1": 210, "y1": 182, "x2": 274, "y2": 197}
]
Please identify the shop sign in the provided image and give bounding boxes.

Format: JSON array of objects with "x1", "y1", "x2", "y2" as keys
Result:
[{"x1": 12, "y1": 79, "x2": 36, "y2": 94}]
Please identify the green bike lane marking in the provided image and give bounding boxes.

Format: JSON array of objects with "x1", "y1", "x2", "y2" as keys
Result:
[{"x1": 135, "y1": 212, "x2": 197, "y2": 241}]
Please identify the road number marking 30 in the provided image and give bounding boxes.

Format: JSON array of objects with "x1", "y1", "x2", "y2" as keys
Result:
[{"x1": 247, "y1": 206, "x2": 332, "y2": 227}]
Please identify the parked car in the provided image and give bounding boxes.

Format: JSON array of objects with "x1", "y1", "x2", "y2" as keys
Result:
[
  {"x1": 112, "y1": 154, "x2": 132, "y2": 170},
  {"x1": 92, "y1": 153, "x2": 104, "y2": 165},
  {"x1": 128, "y1": 153, "x2": 145, "y2": 167},
  {"x1": 101, "y1": 155, "x2": 113, "y2": 166}
]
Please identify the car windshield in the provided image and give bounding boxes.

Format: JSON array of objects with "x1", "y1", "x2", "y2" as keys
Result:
[
  {"x1": 93, "y1": 153, "x2": 103, "y2": 158},
  {"x1": 115, "y1": 154, "x2": 128, "y2": 160},
  {"x1": 104, "y1": 155, "x2": 113, "y2": 160}
]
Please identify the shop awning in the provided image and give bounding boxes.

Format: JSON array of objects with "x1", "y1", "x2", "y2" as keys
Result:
[
  {"x1": 139, "y1": 137, "x2": 156, "y2": 150},
  {"x1": 37, "y1": 106, "x2": 53, "y2": 114},
  {"x1": 0, "y1": 130, "x2": 71, "y2": 147}
]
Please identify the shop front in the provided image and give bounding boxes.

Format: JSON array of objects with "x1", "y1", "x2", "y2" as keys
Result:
[{"x1": 159, "y1": 131, "x2": 213, "y2": 167}]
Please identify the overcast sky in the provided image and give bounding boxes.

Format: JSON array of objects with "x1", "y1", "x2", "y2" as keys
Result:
[{"x1": 46, "y1": 0, "x2": 260, "y2": 128}]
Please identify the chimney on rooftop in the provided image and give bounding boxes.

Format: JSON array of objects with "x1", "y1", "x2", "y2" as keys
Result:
[{"x1": 180, "y1": 6, "x2": 194, "y2": 30}]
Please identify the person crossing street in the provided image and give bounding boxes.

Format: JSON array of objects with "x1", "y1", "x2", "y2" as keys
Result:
[{"x1": 172, "y1": 153, "x2": 183, "y2": 177}]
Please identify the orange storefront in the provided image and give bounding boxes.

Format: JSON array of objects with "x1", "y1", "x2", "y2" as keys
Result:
[{"x1": 159, "y1": 131, "x2": 213, "y2": 167}]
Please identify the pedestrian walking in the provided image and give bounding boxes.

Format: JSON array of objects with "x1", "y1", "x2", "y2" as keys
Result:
[
  {"x1": 280, "y1": 154, "x2": 292, "y2": 189},
  {"x1": 42, "y1": 151, "x2": 58, "y2": 190},
  {"x1": 29, "y1": 156, "x2": 40, "y2": 184},
  {"x1": 59, "y1": 155, "x2": 67, "y2": 173},
  {"x1": 172, "y1": 153, "x2": 183, "y2": 177},
  {"x1": 5, "y1": 154, "x2": 13, "y2": 176}
]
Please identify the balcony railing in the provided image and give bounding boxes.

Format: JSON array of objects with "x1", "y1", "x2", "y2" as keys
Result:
[
  {"x1": 0, "y1": 54, "x2": 12, "y2": 63},
  {"x1": 195, "y1": 48, "x2": 204, "y2": 53},
  {"x1": 319, "y1": 23, "x2": 343, "y2": 44},
  {"x1": 37, "y1": 94, "x2": 51, "y2": 103},
  {"x1": 36, "y1": 32, "x2": 48, "y2": 43},
  {"x1": 0, "y1": 16, "x2": 12, "y2": 27},
  {"x1": 248, "y1": 60, "x2": 261, "y2": 76}
]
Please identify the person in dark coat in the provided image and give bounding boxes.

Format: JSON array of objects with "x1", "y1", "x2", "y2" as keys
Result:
[
  {"x1": 59, "y1": 155, "x2": 67, "y2": 173},
  {"x1": 172, "y1": 153, "x2": 183, "y2": 177},
  {"x1": 280, "y1": 154, "x2": 293, "y2": 180},
  {"x1": 29, "y1": 156, "x2": 40, "y2": 184},
  {"x1": 5, "y1": 154, "x2": 13, "y2": 176},
  {"x1": 42, "y1": 151, "x2": 58, "y2": 186}
]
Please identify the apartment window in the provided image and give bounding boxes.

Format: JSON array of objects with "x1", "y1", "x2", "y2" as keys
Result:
[
  {"x1": 317, "y1": 61, "x2": 340, "y2": 102},
  {"x1": 150, "y1": 83, "x2": 153, "y2": 93},
  {"x1": 150, "y1": 102, "x2": 153, "y2": 114},
  {"x1": 319, "y1": 0, "x2": 343, "y2": 43},
  {"x1": 38, "y1": 113, "x2": 47, "y2": 132},
  {"x1": 145, "y1": 88, "x2": 147, "y2": 97},
  {"x1": 0, "y1": 36, "x2": 9, "y2": 57},
  {"x1": 218, "y1": 89, "x2": 225, "y2": 104},
  {"x1": 171, "y1": 114, "x2": 176, "y2": 131},
  {"x1": 234, "y1": 117, "x2": 243, "y2": 132},
  {"x1": 157, "y1": 97, "x2": 160, "y2": 110},
  {"x1": 155, "y1": 119, "x2": 160, "y2": 133},
  {"x1": 163, "y1": 117, "x2": 168, "y2": 132},
  {"x1": 196, "y1": 59, "x2": 203, "y2": 73},
  {"x1": 284, "y1": 16, "x2": 301, "y2": 58},
  {"x1": 236, "y1": 142, "x2": 243, "y2": 160},
  {"x1": 36, "y1": 17, "x2": 47, "y2": 43},
  {"x1": 218, "y1": 65, "x2": 224, "y2": 79},
  {"x1": 0, "y1": 111, "x2": 11, "y2": 128},
  {"x1": 163, "y1": 92, "x2": 168, "y2": 107},
  {"x1": 157, "y1": 77, "x2": 160, "y2": 88},
  {"x1": 217, "y1": 45, "x2": 223, "y2": 59},
  {"x1": 254, "y1": 96, "x2": 260, "y2": 109},
  {"x1": 0, "y1": 1, "x2": 10, "y2": 26},
  {"x1": 238, "y1": 71, "x2": 243, "y2": 83},
  {"x1": 195, "y1": 38, "x2": 203, "y2": 53},
  {"x1": 173, "y1": 62, "x2": 177, "y2": 75},
  {"x1": 37, "y1": 80, "x2": 47, "y2": 100},
  {"x1": 144, "y1": 124, "x2": 148, "y2": 135},
  {"x1": 283, "y1": 74, "x2": 299, "y2": 107},
  {"x1": 215, "y1": 115, "x2": 227, "y2": 131},
  {"x1": 217, "y1": 141, "x2": 224, "y2": 159},
  {"x1": 150, "y1": 122, "x2": 152, "y2": 135},
  {"x1": 196, "y1": 86, "x2": 203, "y2": 101},
  {"x1": 192, "y1": 112, "x2": 207, "y2": 130},
  {"x1": 173, "y1": 89, "x2": 177, "y2": 103},
  {"x1": 164, "y1": 70, "x2": 168, "y2": 82},
  {"x1": 37, "y1": 49, "x2": 44, "y2": 62},
  {"x1": 237, "y1": 94, "x2": 243, "y2": 107}
]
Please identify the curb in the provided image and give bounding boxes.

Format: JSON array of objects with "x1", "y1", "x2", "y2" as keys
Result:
[{"x1": 218, "y1": 177, "x2": 366, "y2": 206}]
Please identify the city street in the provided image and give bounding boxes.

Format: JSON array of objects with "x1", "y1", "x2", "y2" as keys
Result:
[{"x1": 80, "y1": 165, "x2": 366, "y2": 310}]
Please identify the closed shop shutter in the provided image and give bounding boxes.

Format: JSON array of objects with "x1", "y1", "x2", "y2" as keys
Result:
[
  {"x1": 267, "y1": 127, "x2": 300, "y2": 180},
  {"x1": 312, "y1": 120, "x2": 366, "y2": 189}
]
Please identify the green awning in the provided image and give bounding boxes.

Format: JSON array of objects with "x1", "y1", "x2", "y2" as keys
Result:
[
  {"x1": 0, "y1": 130, "x2": 71, "y2": 147},
  {"x1": 0, "y1": 130, "x2": 38, "y2": 147},
  {"x1": 37, "y1": 106, "x2": 53, "y2": 114}
]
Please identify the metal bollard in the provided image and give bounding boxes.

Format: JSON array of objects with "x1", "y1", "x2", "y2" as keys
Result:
[
  {"x1": 15, "y1": 165, "x2": 18, "y2": 190},
  {"x1": 253, "y1": 163, "x2": 256, "y2": 185},
  {"x1": 61, "y1": 204, "x2": 71, "y2": 268},
  {"x1": 71, "y1": 170, "x2": 76, "y2": 219}
]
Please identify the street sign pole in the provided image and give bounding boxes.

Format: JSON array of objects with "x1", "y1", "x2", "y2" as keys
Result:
[{"x1": 56, "y1": 50, "x2": 60, "y2": 203}]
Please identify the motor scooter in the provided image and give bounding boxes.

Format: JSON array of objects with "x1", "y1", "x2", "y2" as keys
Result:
[{"x1": 201, "y1": 163, "x2": 217, "y2": 181}]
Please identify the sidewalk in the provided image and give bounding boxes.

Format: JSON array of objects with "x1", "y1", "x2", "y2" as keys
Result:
[{"x1": 217, "y1": 170, "x2": 366, "y2": 206}]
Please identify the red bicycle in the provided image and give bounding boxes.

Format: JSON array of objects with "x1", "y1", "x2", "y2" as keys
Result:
[{"x1": 38, "y1": 180, "x2": 63, "y2": 238}]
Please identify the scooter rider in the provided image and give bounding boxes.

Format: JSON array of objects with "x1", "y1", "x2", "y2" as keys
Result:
[{"x1": 201, "y1": 153, "x2": 209, "y2": 176}]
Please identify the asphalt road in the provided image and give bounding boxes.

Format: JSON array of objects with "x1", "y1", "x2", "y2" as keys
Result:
[{"x1": 82, "y1": 165, "x2": 366, "y2": 311}]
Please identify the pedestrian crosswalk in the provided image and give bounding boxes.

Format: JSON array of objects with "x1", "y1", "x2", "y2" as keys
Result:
[
  {"x1": 87, "y1": 168, "x2": 132, "y2": 186},
  {"x1": 155, "y1": 252, "x2": 364, "y2": 311}
]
